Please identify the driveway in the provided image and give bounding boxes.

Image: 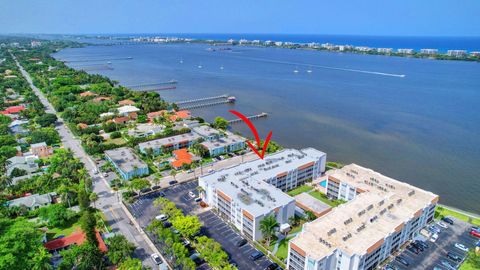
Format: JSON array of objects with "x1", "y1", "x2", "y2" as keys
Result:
[
  {"x1": 388, "y1": 217, "x2": 479, "y2": 270},
  {"x1": 128, "y1": 180, "x2": 275, "y2": 270}
]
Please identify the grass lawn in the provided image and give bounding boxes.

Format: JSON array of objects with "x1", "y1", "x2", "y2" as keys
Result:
[
  {"x1": 287, "y1": 185, "x2": 313, "y2": 196},
  {"x1": 105, "y1": 137, "x2": 126, "y2": 145},
  {"x1": 459, "y1": 261, "x2": 478, "y2": 270},
  {"x1": 274, "y1": 237, "x2": 293, "y2": 261},
  {"x1": 435, "y1": 206, "x2": 480, "y2": 226},
  {"x1": 46, "y1": 217, "x2": 81, "y2": 241},
  {"x1": 309, "y1": 190, "x2": 345, "y2": 207}
]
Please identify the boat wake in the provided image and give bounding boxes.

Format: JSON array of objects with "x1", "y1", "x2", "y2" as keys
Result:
[{"x1": 237, "y1": 56, "x2": 406, "y2": 78}]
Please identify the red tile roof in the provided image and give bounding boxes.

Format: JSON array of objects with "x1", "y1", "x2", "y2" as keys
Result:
[
  {"x1": 44, "y1": 230, "x2": 107, "y2": 252},
  {"x1": 0, "y1": 105, "x2": 25, "y2": 114},
  {"x1": 171, "y1": 148, "x2": 193, "y2": 168},
  {"x1": 79, "y1": 91, "x2": 97, "y2": 97},
  {"x1": 147, "y1": 110, "x2": 167, "y2": 119},
  {"x1": 113, "y1": 116, "x2": 129, "y2": 124},
  {"x1": 118, "y1": 99, "x2": 135, "y2": 105},
  {"x1": 169, "y1": 110, "x2": 191, "y2": 121}
]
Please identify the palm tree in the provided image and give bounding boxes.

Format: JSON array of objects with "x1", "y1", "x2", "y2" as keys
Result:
[
  {"x1": 89, "y1": 192, "x2": 98, "y2": 208},
  {"x1": 259, "y1": 214, "x2": 279, "y2": 247},
  {"x1": 190, "y1": 163, "x2": 197, "y2": 178},
  {"x1": 170, "y1": 170, "x2": 177, "y2": 181},
  {"x1": 32, "y1": 247, "x2": 53, "y2": 270}
]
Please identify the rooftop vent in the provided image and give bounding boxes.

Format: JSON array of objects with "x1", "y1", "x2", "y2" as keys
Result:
[
  {"x1": 342, "y1": 233, "x2": 352, "y2": 241},
  {"x1": 356, "y1": 224, "x2": 366, "y2": 232},
  {"x1": 327, "y1": 228, "x2": 337, "y2": 236},
  {"x1": 344, "y1": 218, "x2": 353, "y2": 225},
  {"x1": 408, "y1": 190, "x2": 415, "y2": 196}
]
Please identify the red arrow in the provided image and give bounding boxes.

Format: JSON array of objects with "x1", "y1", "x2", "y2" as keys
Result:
[{"x1": 229, "y1": 110, "x2": 272, "y2": 160}]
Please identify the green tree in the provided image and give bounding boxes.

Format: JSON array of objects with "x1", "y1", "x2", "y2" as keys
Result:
[
  {"x1": 36, "y1": 113, "x2": 57, "y2": 127},
  {"x1": 118, "y1": 258, "x2": 142, "y2": 270},
  {"x1": 305, "y1": 210, "x2": 317, "y2": 221},
  {"x1": 466, "y1": 250, "x2": 480, "y2": 269},
  {"x1": 171, "y1": 215, "x2": 202, "y2": 239},
  {"x1": 259, "y1": 214, "x2": 279, "y2": 247},
  {"x1": 80, "y1": 210, "x2": 98, "y2": 245},
  {"x1": 89, "y1": 192, "x2": 98, "y2": 208},
  {"x1": 154, "y1": 197, "x2": 183, "y2": 218},
  {"x1": 29, "y1": 127, "x2": 60, "y2": 145},
  {"x1": 38, "y1": 204, "x2": 76, "y2": 227},
  {"x1": 78, "y1": 186, "x2": 90, "y2": 211},
  {"x1": 129, "y1": 178, "x2": 150, "y2": 193},
  {"x1": 106, "y1": 234, "x2": 136, "y2": 265},
  {"x1": 32, "y1": 246, "x2": 53, "y2": 270},
  {"x1": 212, "y1": 117, "x2": 228, "y2": 130},
  {"x1": 59, "y1": 243, "x2": 103, "y2": 270},
  {"x1": 0, "y1": 218, "x2": 48, "y2": 270}
]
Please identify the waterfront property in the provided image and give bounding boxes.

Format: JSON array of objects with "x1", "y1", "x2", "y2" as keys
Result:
[
  {"x1": 198, "y1": 147, "x2": 326, "y2": 240},
  {"x1": 7, "y1": 192, "x2": 57, "y2": 210},
  {"x1": 104, "y1": 147, "x2": 149, "y2": 180},
  {"x1": 117, "y1": 105, "x2": 140, "y2": 117},
  {"x1": 138, "y1": 132, "x2": 201, "y2": 155},
  {"x1": 191, "y1": 126, "x2": 246, "y2": 156},
  {"x1": 287, "y1": 164, "x2": 439, "y2": 270},
  {"x1": 127, "y1": 123, "x2": 164, "y2": 138},
  {"x1": 199, "y1": 131, "x2": 246, "y2": 156}
]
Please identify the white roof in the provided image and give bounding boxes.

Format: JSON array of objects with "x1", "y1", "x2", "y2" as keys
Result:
[
  {"x1": 117, "y1": 105, "x2": 140, "y2": 114},
  {"x1": 8, "y1": 119, "x2": 29, "y2": 127}
]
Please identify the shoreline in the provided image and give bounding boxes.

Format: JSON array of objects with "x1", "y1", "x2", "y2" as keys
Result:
[{"x1": 86, "y1": 35, "x2": 480, "y2": 62}]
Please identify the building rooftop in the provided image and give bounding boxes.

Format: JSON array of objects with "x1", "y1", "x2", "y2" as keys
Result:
[
  {"x1": 290, "y1": 164, "x2": 438, "y2": 260},
  {"x1": 192, "y1": 125, "x2": 221, "y2": 138},
  {"x1": 8, "y1": 192, "x2": 56, "y2": 208},
  {"x1": 104, "y1": 147, "x2": 148, "y2": 173},
  {"x1": 30, "y1": 142, "x2": 47, "y2": 148},
  {"x1": 138, "y1": 132, "x2": 201, "y2": 149},
  {"x1": 294, "y1": 193, "x2": 331, "y2": 217},
  {"x1": 44, "y1": 230, "x2": 107, "y2": 252},
  {"x1": 199, "y1": 148, "x2": 326, "y2": 217},
  {"x1": 200, "y1": 132, "x2": 245, "y2": 150},
  {"x1": 117, "y1": 105, "x2": 140, "y2": 115}
]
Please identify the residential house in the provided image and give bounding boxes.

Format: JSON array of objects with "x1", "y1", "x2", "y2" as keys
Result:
[
  {"x1": 44, "y1": 229, "x2": 107, "y2": 253},
  {"x1": 117, "y1": 105, "x2": 140, "y2": 118},
  {"x1": 79, "y1": 91, "x2": 97, "y2": 97},
  {"x1": 7, "y1": 192, "x2": 57, "y2": 210},
  {"x1": 170, "y1": 148, "x2": 200, "y2": 169},
  {"x1": 118, "y1": 99, "x2": 135, "y2": 105},
  {"x1": 138, "y1": 132, "x2": 201, "y2": 155},
  {"x1": 30, "y1": 142, "x2": 53, "y2": 158},
  {"x1": 104, "y1": 147, "x2": 149, "y2": 180},
  {"x1": 127, "y1": 123, "x2": 164, "y2": 138},
  {"x1": 6, "y1": 155, "x2": 39, "y2": 176},
  {"x1": 8, "y1": 119, "x2": 29, "y2": 135}
]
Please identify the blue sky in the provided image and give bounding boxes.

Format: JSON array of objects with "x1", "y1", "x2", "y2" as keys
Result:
[{"x1": 1, "y1": 0, "x2": 479, "y2": 36}]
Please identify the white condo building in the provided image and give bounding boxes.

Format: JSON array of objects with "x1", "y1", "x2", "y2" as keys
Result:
[
  {"x1": 199, "y1": 148, "x2": 326, "y2": 240},
  {"x1": 288, "y1": 164, "x2": 438, "y2": 270}
]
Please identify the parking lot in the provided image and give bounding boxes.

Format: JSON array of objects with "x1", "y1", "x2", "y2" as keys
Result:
[
  {"x1": 127, "y1": 181, "x2": 274, "y2": 270},
  {"x1": 388, "y1": 217, "x2": 479, "y2": 270}
]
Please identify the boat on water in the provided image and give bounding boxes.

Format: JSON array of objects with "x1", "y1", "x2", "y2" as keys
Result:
[
  {"x1": 220, "y1": 66, "x2": 224, "y2": 70},
  {"x1": 198, "y1": 65, "x2": 203, "y2": 69},
  {"x1": 179, "y1": 59, "x2": 183, "y2": 64},
  {"x1": 307, "y1": 69, "x2": 312, "y2": 73},
  {"x1": 293, "y1": 69, "x2": 299, "y2": 73}
]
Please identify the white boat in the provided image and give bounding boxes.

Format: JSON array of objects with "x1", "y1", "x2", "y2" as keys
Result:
[
  {"x1": 179, "y1": 59, "x2": 183, "y2": 64},
  {"x1": 198, "y1": 65, "x2": 203, "y2": 69},
  {"x1": 307, "y1": 69, "x2": 312, "y2": 73},
  {"x1": 293, "y1": 69, "x2": 299, "y2": 73},
  {"x1": 220, "y1": 66, "x2": 224, "y2": 70}
]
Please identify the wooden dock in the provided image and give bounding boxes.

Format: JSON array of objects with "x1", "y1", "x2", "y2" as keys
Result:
[
  {"x1": 175, "y1": 94, "x2": 228, "y2": 105},
  {"x1": 228, "y1": 112, "x2": 268, "y2": 124}
]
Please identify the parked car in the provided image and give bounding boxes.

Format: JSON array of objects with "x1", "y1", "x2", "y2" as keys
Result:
[
  {"x1": 208, "y1": 169, "x2": 215, "y2": 173},
  {"x1": 470, "y1": 230, "x2": 480, "y2": 238},
  {"x1": 188, "y1": 191, "x2": 196, "y2": 198},
  {"x1": 194, "y1": 197, "x2": 202, "y2": 202},
  {"x1": 395, "y1": 256, "x2": 409, "y2": 266},
  {"x1": 249, "y1": 250, "x2": 264, "y2": 260},
  {"x1": 437, "y1": 221, "x2": 448, "y2": 229},
  {"x1": 384, "y1": 265, "x2": 397, "y2": 270},
  {"x1": 265, "y1": 263, "x2": 279, "y2": 270},
  {"x1": 189, "y1": 252, "x2": 204, "y2": 265},
  {"x1": 155, "y1": 214, "x2": 169, "y2": 221},
  {"x1": 415, "y1": 240, "x2": 429, "y2": 249},
  {"x1": 471, "y1": 226, "x2": 480, "y2": 233},
  {"x1": 140, "y1": 187, "x2": 152, "y2": 194},
  {"x1": 158, "y1": 191, "x2": 166, "y2": 197},
  {"x1": 441, "y1": 217, "x2": 454, "y2": 225},
  {"x1": 430, "y1": 233, "x2": 439, "y2": 242},
  {"x1": 235, "y1": 238, "x2": 247, "y2": 247},
  {"x1": 411, "y1": 241, "x2": 424, "y2": 252},
  {"x1": 181, "y1": 238, "x2": 191, "y2": 246},
  {"x1": 447, "y1": 252, "x2": 462, "y2": 262},
  {"x1": 150, "y1": 253, "x2": 162, "y2": 265},
  {"x1": 454, "y1": 243, "x2": 469, "y2": 252},
  {"x1": 152, "y1": 185, "x2": 161, "y2": 190},
  {"x1": 429, "y1": 225, "x2": 441, "y2": 234},
  {"x1": 441, "y1": 259, "x2": 455, "y2": 269},
  {"x1": 406, "y1": 244, "x2": 420, "y2": 254},
  {"x1": 163, "y1": 221, "x2": 172, "y2": 228},
  {"x1": 169, "y1": 180, "x2": 178, "y2": 185}
]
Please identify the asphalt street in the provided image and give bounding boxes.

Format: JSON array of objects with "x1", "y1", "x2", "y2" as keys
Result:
[{"x1": 14, "y1": 56, "x2": 158, "y2": 269}]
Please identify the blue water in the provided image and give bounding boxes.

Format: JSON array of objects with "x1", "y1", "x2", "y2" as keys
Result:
[{"x1": 54, "y1": 42, "x2": 480, "y2": 213}]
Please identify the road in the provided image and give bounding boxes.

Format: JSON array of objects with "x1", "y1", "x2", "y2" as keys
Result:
[{"x1": 13, "y1": 55, "x2": 158, "y2": 269}]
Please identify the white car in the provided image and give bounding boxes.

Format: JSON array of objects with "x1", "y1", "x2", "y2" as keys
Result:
[
  {"x1": 150, "y1": 253, "x2": 162, "y2": 265},
  {"x1": 188, "y1": 191, "x2": 196, "y2": 198},
  {"x1": 155, "y1": 214, "x2": 169, "y2": 221},
  {"x1": 437, "y1": 221, "x2": 448, "y2": 229},
  {"x1": 454, "y1": 243, "x2": 469, "y2": 252},
  {"x1": 430, "y1": 233, "x2": 438, "y2": 243}
]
